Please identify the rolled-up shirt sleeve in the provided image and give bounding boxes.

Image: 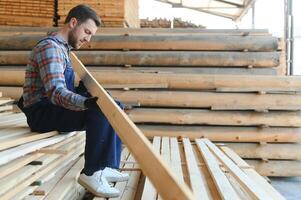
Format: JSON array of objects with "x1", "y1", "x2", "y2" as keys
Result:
[{"x1": 35, "y1": 41, "x2": 87, "y2": 111}]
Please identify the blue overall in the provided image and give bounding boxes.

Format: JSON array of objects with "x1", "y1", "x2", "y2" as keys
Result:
[{"x1": 19, "y1": 37, "x2": 123, "y2": 175}]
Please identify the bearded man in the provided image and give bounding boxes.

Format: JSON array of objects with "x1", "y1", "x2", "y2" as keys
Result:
[{"x1": 17, "y1": 4, "x2": 128, "y2": 198}]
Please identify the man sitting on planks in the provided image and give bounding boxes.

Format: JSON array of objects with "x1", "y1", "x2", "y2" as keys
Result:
[{"x1": 17, "y1": 4, "x2": 128, "y2": 198}]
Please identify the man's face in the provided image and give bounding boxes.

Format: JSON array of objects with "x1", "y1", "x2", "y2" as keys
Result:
[{"x1": 68, "y1": 18, "x2": 98, "y2": 49}]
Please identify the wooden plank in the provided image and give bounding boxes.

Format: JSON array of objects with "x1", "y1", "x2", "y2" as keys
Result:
[
  {"x1": 0, "y1": 67, "x2": 280, "y2": 88},
  {"x1": 0, "y1": 27, "x2": 270, "y2": 35},
  {"x1": 246, "y1": 160, "x2": 301, "y2": 177},
  {"x1": 127, "y1": 108, "x2": 301, "y2": 127},
  {"x1": 170, "y1": 137, "x2": 184, "y2": 182},
  {"x1": 0, "y1": 131, "x2": 58, "y2": 151},
  {"x1": 140, "y1": 136, "x2": 160, "y2": 200},
  {"x1": 139, "y1": 125, "x2": 301, "y2": 143},
  {"x1": 202, "y1": 139, "x2": 270, "y2": 199},
  {"x1": 70, "y1": 52, "x2": 195, "y2": 200},
  {"x1": 0, "y1": 50, "x2": 280, "y2": 67},
  {"x1": 221, "y1": 146, "x2": 285, "y2": 200},
  {"x1": 43, "y1": 157, "x2": 84, "y2": 200},
  {"x1": 182, "y1": 138, "x2": 210, "y2": 199},
  {"x1": 224, "y1": 143, "x2": 301, "y2": 160},
  {"x1": 196, "y1": 140, "x2": 240, "y2": 200},
  {"x1": 0, "y1": 152, "x2": 43, "y2": 179},
  {"x1": 0, "y1": 132, "x2": 76, "y2": 165},
  {"x1": 0, "y1": 34, "x2": 279, "y2": 51},
  {"x1": 109, "y1": 90, "x2": 301, "y2": 110}
]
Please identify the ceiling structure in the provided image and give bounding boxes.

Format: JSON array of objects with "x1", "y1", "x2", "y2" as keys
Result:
[{"x1": 155, "y1": 0, "x2": 257, "y2": 21}]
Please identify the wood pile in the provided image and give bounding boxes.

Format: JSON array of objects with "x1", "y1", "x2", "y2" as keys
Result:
[
  {"x1": 140, "y1": 18, "x2": 206, "y2": 28},
  {"x1": 93, "y1": 138, "x2": 285, "y2": 200},
  {"x1": 0, "y1": 92, "x2": 86, "y2": 199},
  {"x1": 57, "y1": 0, "x2": 139, "y2": 27},
  {"x1": 0, "y1": 27, "x2": 298, "y2": 177},
  {"x1": 0, "y1": 0, "x2": 139, "y2": 28},
  {"x1": 0, "y1": 0, "x2": 55, "y2": 27},
  {"x1": 140, "y1": 18, "x2": 171, "y2": 28},
  {"x1": 174, "y1": 18, "x2": 206, "y2": 28}
]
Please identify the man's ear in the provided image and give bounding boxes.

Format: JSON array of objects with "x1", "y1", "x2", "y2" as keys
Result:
[{"x1": 69, "y1": 17, "x2": 78, "y2": 29}]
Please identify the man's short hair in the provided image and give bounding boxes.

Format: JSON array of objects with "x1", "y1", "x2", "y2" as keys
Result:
[{"x1": 64, "y1": 4, "x2": 101, "y2": 27}]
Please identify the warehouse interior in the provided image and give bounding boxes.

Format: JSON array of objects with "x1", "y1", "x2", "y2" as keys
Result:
[{"x1": 0, "y1": 0, "x2": 300, "y2": 199}]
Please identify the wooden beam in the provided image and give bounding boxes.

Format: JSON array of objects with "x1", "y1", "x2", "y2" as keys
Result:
[
  {"x1": 0, "y1": 34, "x2": 278, "y2": 51},
  {"x1": 0, "y1": 51, "x2": 280, "y2": 67},
  {"x1": 0, "y1": 68, "x2": 293, "y2": 89},
  {"x1": 127, "y1": 108, "x2": 301, "y2": 127},
  {"x1": 139, "y1": 125, "x2": 301, "y2": 143},
  {"x1": 109, "y1": 90, "x2": 301, "y2": 110},
  {"x1": 43, "y1": 157, "x2": 84, "y2": 200},
  {"x1": 196, "y1": 140, "x2": 240, "y2": 200},
  {"x1": 201, "y1": 139, "x2": 270, "y2": 199},
  {"x1": 225, "y1": 143, "x2": 301, "y2": 160},
  {"x1": 70, "y1": 52, "x2": 195, "y2": 200},
  {"x1": 246, "y1": 160, "x2": 301, "y2": 177},
  {"x1": 0, "y1": 27, "x2": 270, "y2": 35},
  {"x1": 182, "y1": 138, "x2": 210, "y2": 199},
  {"x1": 220, "y1": 146, "x2": 285, "y2": 200}
]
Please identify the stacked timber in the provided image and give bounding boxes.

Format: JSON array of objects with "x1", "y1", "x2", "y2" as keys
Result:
[
  {"x1": 140, "y1": 18, "x2": 171, "y2": 28},
  {"x1": 0, "y1": 0, "x2": 55, "y2": 27},
  {"x1": 0, "y1": 91, "x2": 86, "y2": 199},
  {"x1": 0, "y1": 111, "x2": 86, "y2": 199},
  {"x1": 93, "y1": 138, "x2": 285, "y2": 200},
  {"x1": 140, "y1": 18, "x2": 206, "y2": 28},
  {"x1": 174, "y1": 18, "x2": 206, "y2": 28},
  {"x1": 57, "y1": 0, "x2": 139, "y2": 27},
  {"x1": 0, "y1": 27, "x2": 299, "y2": 177}
]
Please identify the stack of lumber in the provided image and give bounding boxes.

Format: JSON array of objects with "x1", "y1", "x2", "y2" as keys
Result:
[
  {"x1": 173, "y1": 18, "x2": 206, "y2": 28},
  {"x1": 93, "y1": 138, "x2": 285, "y2": 200},
  {"x1": 0, "y1": 0, "x2": 55, "y2": 27},
  {"x1": 0, "y1": 112, "x2": 86, "y2": 199},
  {"x1": 140, "y1": 18, "x2": 171, "y2": 28},
  {"x1": 57, "y1": 0, "x2": 139, "y2": 28},
  {"x1": 141, "y1": 18, "x2": 206, "y2": 28},
  {"x1": 0, "y1": 27, "x2": 285, "y2": 75},
  {"x1": 0, "y1": 27, "x2": 299, "y2": 177},
  {"x1": 0, "y1": 93, "x2": 86, "y2": 199}
]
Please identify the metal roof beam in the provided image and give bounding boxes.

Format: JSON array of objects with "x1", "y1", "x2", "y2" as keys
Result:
[
  {"x1": 214, "y1": 0, "x2": 244, "y2": 8},
  {"x1": 235, "y1": 0, "x2": 257, "y2": 21}
]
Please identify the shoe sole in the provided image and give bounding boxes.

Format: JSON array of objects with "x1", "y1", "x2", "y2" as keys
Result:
[
  {"x1": 78, "y1": 178, "x2": 120, "y2": 198},
  {"x1": 106, "y1": 176, "x2": 130, "y2": 183}
]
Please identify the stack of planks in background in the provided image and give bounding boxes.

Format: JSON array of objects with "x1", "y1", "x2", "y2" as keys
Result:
[
  {"x1": 0, "y1": 0, "x2": 55, "y2": 27},
  {"x1": 0, "y1": 0, "x2": 139, "y2": 28},
  {"x1": 57, "y1": 0, "x2": 139, "y2": 27},
  {"x1": 0, "y1": 27, "x2": 299, "y2": 178}
]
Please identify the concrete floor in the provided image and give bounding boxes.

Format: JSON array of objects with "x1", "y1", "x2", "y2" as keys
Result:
[{"x1": 271, "y1": 177, "x2": 301, "y2": 200}]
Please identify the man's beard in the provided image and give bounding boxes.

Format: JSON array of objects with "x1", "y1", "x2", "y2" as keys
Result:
[{"x1": 68, "y1": 27, "x2": 79, "y2": 49}]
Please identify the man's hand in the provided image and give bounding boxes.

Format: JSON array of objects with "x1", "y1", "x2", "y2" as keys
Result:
[{"x1": 84, "y1": 96, "x2": 98, "y2": 109}]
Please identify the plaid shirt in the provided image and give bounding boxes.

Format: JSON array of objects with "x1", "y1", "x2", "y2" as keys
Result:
[{"x1": 22, "y1": 33, "x2": 87, "y2": 111}]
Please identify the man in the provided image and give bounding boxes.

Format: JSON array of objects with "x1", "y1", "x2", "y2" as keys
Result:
[{"x1": 18, "y1": 4, "x2": 128, "y2": 198}]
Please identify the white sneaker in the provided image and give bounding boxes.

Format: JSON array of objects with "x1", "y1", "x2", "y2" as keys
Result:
[
  {"x1": 78, "y1": 171, "x2": 120, "y2": 198},
  {"x1": 102, "y1": 167, "x2": 130, "y2": 182}
]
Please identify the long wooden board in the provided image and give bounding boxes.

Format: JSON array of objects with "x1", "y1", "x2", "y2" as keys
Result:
[
  {"x1": 0, "y1": 50, "x2": 280, "y2": 67},
  {"x1": 0, "y1": 34, "x2": 278, "y2": 51},
  {"x1": 70, "y1": 52, "x2": 195, "y2": 200}
]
